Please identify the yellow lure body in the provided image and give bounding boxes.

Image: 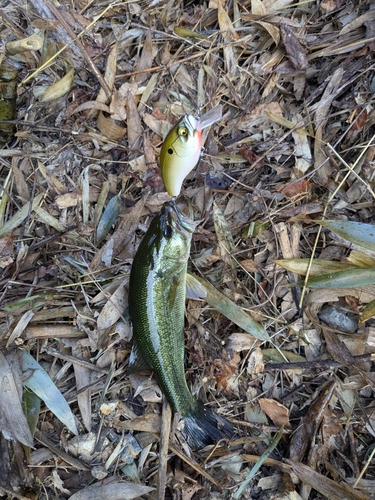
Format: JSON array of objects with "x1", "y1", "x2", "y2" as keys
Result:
[{"x1": 160, "y1": 115, "x2": 202, "y2": 197}]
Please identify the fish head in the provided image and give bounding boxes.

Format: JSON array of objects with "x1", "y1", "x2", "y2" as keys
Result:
[
  {"x1": 160, "y1": 115, "x2": 203, "y2": 197},
  {"x1": 159, "y1": 199, "x2": 197, "y2": 242}
]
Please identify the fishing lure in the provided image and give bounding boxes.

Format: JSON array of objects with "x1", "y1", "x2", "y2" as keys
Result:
[{"x1": 160, "y1": 105, "x2": 222, "y2": 197}]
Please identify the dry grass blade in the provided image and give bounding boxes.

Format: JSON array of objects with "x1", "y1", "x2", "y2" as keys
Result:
[{"x1": 168, "y1": 442, "x2": 221, "y2": 489}]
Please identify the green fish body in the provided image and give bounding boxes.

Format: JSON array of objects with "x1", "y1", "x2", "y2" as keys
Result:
[{"x1": 128, "y1": 200, "x2": 232, "y2": 449}]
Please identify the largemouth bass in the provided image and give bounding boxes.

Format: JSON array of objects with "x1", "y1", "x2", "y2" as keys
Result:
[
  {"x1": 128, "y1": 199, "x2": 233, "y2": 449},
  {"x1": 160, "y1": 106, "x2": 222, "y2": 197}
]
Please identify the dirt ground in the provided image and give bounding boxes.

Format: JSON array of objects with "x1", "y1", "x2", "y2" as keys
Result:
[{"x1": 1, "y1": 0, "x2": 375, "y2": 499}]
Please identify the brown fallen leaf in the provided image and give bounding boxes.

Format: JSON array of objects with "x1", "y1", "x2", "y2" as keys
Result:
[
  {"x1": 281, "y1": 179, "x2": 314, "y2": 198},
  {"x1": 114, "y1": 413, "x2": 162, "y2": 434},
  {"x1": 259, "y1": 398, "x2": 290, "y2": 428},
  {"x1": 72, "y1": 346, "x2": 92, "y2": 432},
  {"x1": 289, "y1": 381, "x2": 336, "y2": 462},
  {"x1": 131, "y1": 30, "x2": 154, "y2": 85},
  {"x1": 213, "y1": 351, "x2": 241, "y2": 392},
  {"x1": 96, "y1": 280, "x2": 128, "y2": 330},
  {"x1": 0, "y1": 234, "x2": 14, "y2": 269},
  {"x1": 285, "y1": 460, "x2": 370, "y2": 500},
  {"x1": 323, "y1": 330, "x2": 375, "y2": 388},
  {"x1": 126, "y1": 95, "x2": 143, "y2": 159},
  {"x1": 239, "y1": 145, "x2": 265, "y2": 169},
  {"x1": 347, "y1": 108, "x2": 368, "y2": 139},
  {"x1": 280, "y1": 23, "x2": 308, "y2": 70}
]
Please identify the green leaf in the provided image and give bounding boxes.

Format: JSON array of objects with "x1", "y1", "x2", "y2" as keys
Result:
[
  {"x1": 22, "y1": 387, "x2": 41, "y2": 461},
  {"x1": 22, "y1": 387, "x2": 41, "y2": 437},
  {"x1": 262, "y1": 349, "x2": 306, "y2": 363},
  {"x1": 234, "y1": 426, "x2": 284, "y2": 498},
  {"x1": 274, "y1": 258, "x2": 356, "y2": 276},
  {"x1": 242, "y1": 221, "x2": 269, "y2": 239},
  {"x1": 187, "y1": 272, "x2": 270, "y2": 342},
  {"x1": 346, "y1": 250, "x2": 375, "y2": 268},
  {"x1": 21, "y1": 351, "x2": 78, "y2": 435},
  {"x1": 1, "y1": 293, "x2": 52, "y2": 313},
  {"x1": 296, "y1": 267, "x2": 375, "y2": 289},
  {"x1": 316, "y1": 220, "x2": 375, "y2": 253},
  {"x1": 96, "y1": 192, "x2": 122, "y2": 244}
]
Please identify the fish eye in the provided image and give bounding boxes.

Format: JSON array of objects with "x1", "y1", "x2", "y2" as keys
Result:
[
  {"x1": 178, "y1": 126, "x2": 188, "y2": 137},
  {"x1": 164, "y1": 225, "x2": 173, "y2": 238}
]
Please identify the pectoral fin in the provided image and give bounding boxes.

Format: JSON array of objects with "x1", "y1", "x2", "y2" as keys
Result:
[
  {"x1": 166, "y1": 275, "x2": 182, "y2": 314},
  {"x1": 127, "y1": 342, "x2": 150, "y2": 374},
  {"x1": 186, "y1": 272, "x2": 207, "y2": 299}
]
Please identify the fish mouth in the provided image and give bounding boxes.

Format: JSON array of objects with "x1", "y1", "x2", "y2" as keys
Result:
[{"x1": 162, "y1": 197, "x2": 196, "y2": 237}]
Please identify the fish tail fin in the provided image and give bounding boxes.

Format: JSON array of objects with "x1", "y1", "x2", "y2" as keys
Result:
[{"x1": 181, "y1": 402, "x2": 233, "y2": 450}]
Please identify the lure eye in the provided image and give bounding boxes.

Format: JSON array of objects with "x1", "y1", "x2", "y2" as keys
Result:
[
  {"x1": 178, "y1": 126, "x2": 188, "y2": 137},
  {"x1": 164, "y1": 225, "x2": 173, "y2": 238}
]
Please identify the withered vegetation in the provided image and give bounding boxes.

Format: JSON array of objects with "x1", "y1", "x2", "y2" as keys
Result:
[{"x1": 1, "y1": 0, "x2": 375, "y2": 498}]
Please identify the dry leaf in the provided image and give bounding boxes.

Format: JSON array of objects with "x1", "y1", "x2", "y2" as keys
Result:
[
  {"x1": 108, "y1": 89, "x2": 127, "y2": 121},
  {"x1": 218, "y1": 1, "x2": 237, "y2": 75},
  {"x1": 281, "y1": 179, "x2": 314, "y2": 198},
  {"x1": 286, "y1": 461, "x2": 369, "y2": 500},
  {"x1": 126, "y1": 90, "x2": 143, "y2": 154},
  {"x1": 131, "y1": 30, "x2": 154, "y2": 84},
  {"x1": 72, "y1": 346, "x2": 92, "y2": 432},
  {"x1": 259, "y1": 398, "x2": 290, "y2": 428},
  {"x1": 227, "y1": 333, "x2": 259, "y2": 352},
  {"x1": 97, "y1": 111, "x2": 126, "y2": 141},
  {"x1": 0, "y1": 351, "x2": 34, "y2": 447},
  {"x1": 88, "y1": 42, "x2": 118, "y2": 119},
  {"x1": 213, "y1": 351, "x2": 241, "y2": 392},
  {"x1": 280, "y1": 24, "x2": 308, "y2": 70},
  {"x1": 40, "y1": 68, "x2": 74, "y2": 102},
  {"x1": 97, "y1": 280, "x2": 128, "y2": 329},
  {"x1": 68, "y1": 480, "x2": 154, "y2": 500},
  {"x1": 239, "y1": 145, "x2": 265, "y2": 168},
  {"x1": 0, "y1": 235, "x2": 14, "y2": 268}
]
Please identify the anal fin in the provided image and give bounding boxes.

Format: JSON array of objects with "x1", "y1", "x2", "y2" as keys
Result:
[{"x1": 127, "y1": 342, "x2": 150, "y2": 374}]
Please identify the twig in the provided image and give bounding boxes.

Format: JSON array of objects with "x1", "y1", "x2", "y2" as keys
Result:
[
  {"x1": 156, "y1": 397, "x2": 172, "y2": 499},
  {"x1": 44, "y1": 347, "x2": 108, "y2": 373},
  {"x1": 168, "y1": 442, "x2": 221, "y2": 488},
  {"x1": 34, "y1": 430, "x2": 88, "y2": 470},
  {"x1": 264, "y1": 353, "x2": 375, "y2": 372}
]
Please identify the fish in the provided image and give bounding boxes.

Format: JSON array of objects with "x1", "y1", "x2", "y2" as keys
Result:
[
  {"x1": 160, "y1": 105, "x2": 223, "y2": 197},
  {"x1": 128, "y1": 198, "x2": 233, "y2": 449}
]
